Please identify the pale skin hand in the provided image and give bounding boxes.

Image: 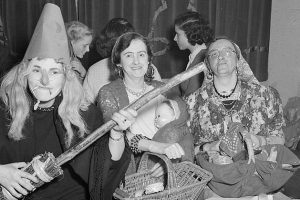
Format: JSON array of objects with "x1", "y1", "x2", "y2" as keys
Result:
[
  {"x1": 0, "y1": 162, "x2": 38, "y2": 199},
  {"x1": 203, "y1": 140, "x2": 221, "y2": 152},
  {"x1": 249, "y1": 134, "x2": 261, "y2": 149},
  {"x1": 70, "y1": 59, "x2": 86, "y2": 78},
  {"x1": 267, "y1": 146, "x2": 277, "y2": 163},
  {"x1": 111, "y1": 109, "x2": 137, "y2": 131},
  {"x1": 110, "y1": 109, "x2": 137, "y2": 160}
]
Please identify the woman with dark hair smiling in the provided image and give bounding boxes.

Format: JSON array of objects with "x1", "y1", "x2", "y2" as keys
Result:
[
  {"x1": 96, "y1": 32, "x2": 192, "y2": 176},
  {"x1": 83, "y1": 18, "x2": 161, "y2": 103}
]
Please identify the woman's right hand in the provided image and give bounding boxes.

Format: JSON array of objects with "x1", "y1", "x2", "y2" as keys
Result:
[
  {"x1": 203, "y1": 140, "x2": 221, "y2": 152},
  {"x1": 0, "y1": 162, "x2": 38, "y2": 199},
  {"x1": 111, "y1": 108, "x2": 137, "y2": 132}
]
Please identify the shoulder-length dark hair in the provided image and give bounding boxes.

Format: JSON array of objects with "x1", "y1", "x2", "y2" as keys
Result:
[
  {"x1": 175, "y1": 11, "x2": 214, "y2": 46},
  {"x1": 111, "y1": 32, "x2": 154, "y2": 82},
  {"x1": 97, "y1": 18, "x2": 135, "y2": 58}
]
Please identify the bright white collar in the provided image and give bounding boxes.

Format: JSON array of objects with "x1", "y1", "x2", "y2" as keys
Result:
[{"x1": 188, "y1": 44, "x2": 206, "y2": 64}]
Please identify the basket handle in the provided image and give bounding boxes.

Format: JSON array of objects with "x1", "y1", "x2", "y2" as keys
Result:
[{"x1": 137, "y1": 152, "x2": 178, "y2": 190}]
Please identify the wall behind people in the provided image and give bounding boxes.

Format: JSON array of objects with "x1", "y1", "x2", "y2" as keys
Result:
[
  {"x1": 268, "y1": 0, "x2": 300, "y2": 106},
  {"x1": 1, "y1": 0, "x2": 270, "y2": 81}
]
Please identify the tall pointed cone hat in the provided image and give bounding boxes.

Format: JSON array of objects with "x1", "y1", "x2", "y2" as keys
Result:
[{"x1": 23, "y1": 3, "x2": 70, "y2": 65}]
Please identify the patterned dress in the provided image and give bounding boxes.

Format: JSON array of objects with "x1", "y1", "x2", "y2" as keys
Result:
[{"x1": 185, "y1": 79, "x2": 285, "y2": 147}]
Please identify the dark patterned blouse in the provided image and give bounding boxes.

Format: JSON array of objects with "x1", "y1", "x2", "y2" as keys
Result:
[{"x1": 185, "y1": 79, "x2": 285, "y2": 147}]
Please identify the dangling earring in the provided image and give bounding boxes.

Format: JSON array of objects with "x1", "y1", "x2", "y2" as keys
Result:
[
  {"x1": 144, "y1": 62, "x2": 154, "y2": 81},
  {"x1": 118, "y1": 68, "x2": 123, "y2": 79},
  {"x1": 207, "y1": 68, "x2": 213, "y2": 81},
  {"x1": 116, "y1": 65, "x2": 123, "y2": 79}
]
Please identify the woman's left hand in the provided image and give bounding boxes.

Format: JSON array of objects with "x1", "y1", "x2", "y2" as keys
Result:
[
  {"x1": 249, "y1": 134, "x2": 267, "y2": 149},
  {"x1": 163, "y1": 143, "x2": 185, "y2": 159},
  {"x1": 111, "y1": 109, "x2": 137, "y2": 131},
  {"x1": 70, "y1": 59, "x2": 86, "y2": 78}
]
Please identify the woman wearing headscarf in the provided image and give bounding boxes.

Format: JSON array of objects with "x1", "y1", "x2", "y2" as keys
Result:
[
  {"x1": 185, "y1": 38, "x2": 298, "y2": 198},
  {"x1": 186, "y1": 38, "x2": 284, "y2": 153}
]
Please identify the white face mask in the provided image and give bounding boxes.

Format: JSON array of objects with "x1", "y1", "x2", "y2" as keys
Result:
[
  {"x1": 27, "y1": 58, "x2": 65, "y2": 103},
  {"x1": 154, "y1": 103, "x2": 176, "y2": 129}
]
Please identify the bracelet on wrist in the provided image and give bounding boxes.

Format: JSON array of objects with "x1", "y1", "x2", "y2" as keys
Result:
[{"x1": 129, "y1": 134, "x2": 149, "y2": 154}]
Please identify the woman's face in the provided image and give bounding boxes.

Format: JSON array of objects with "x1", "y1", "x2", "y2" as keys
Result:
[
  {"x1": 71, "y1": 35, "x2": 93, "y2": 58},
  {"x1": 27, "y1": 58, "x2": 65, "y2": 103},
  {"x1": 207, "y1": 39, "x2": 238, "y2": 77},
  {"x1": 174, "y1": 25, "x2": 190, "y2": 50},
  {"x1": 118, "y1": 39, "x2": 149, "y2": 80}
]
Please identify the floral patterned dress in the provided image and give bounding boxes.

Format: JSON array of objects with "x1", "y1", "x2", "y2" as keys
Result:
[{"x1": 185, "y1": 79, "x2": 285, "y2": 147}]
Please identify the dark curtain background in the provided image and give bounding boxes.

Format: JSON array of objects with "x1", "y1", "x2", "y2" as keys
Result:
[{"x1": 0, "y1": 0, "x2": 271, "y2": 81}]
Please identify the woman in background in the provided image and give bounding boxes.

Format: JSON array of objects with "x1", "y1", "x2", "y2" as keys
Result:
[
  {"x1": 66, "y1": 21, "x2": 93, "y2": 83},
  {"x1": 174, "y1": 11, "x2": 214, "y2": 96}
]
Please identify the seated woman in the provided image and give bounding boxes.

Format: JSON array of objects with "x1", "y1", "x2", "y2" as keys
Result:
[
  {"x1": 96, "y1": 32, "x2": 192, "y2": 175},
  {"x1": 185, "y1": 38, "x2": 294, "y2": 198},
  {"x1": 187, "y1": 37, "x2": 284, "y2": 154},
  {"x1": 83, "y1": 18, "x2": 161, "y2": 103},
  {"x1": 0, "y1": 3, "x2": 130, "y2": 200}
]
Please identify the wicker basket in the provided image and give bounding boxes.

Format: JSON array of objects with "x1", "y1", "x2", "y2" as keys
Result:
[{"x1": 114, "y1": 152, "x2": 212, "y2": 200}]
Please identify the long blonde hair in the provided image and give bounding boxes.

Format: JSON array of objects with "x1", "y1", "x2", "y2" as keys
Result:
[{"x1": 0, "y1": 60, "x2": 89, "y2": 147}]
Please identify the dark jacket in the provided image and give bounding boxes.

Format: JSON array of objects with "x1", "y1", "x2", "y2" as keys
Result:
[
  {"x1": 0, "y1": 94, "x2": 127, "y2": 200},
  {"x1": 178, "y1": 49, "x2": 206, "y2": 97},
  {"x1": 0, "y1": 95, "x2": 101, "y2": 200}
]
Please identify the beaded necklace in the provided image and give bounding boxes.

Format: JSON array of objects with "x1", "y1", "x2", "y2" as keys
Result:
[
  {"x1": 124, "y1": 82, "x2": 147, "y2": 97},
  {"x1": 213, "y1": 78, "x2": 238, "y2": 99}
]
